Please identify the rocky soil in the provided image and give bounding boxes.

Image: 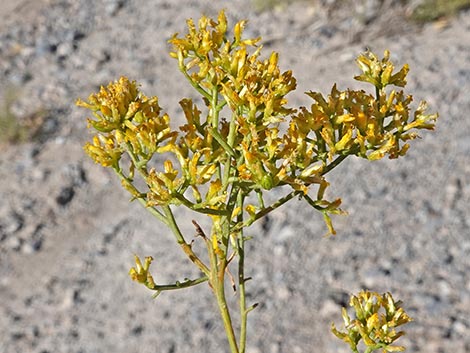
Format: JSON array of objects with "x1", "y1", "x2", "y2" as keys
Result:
[{"x1": 0, "y1": 1, "x2": 469, "y2": 353}]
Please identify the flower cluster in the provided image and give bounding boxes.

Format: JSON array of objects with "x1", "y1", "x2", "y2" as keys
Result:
[
  {"x1": 77, "y1": 10, "x2": 437, "y2": 237},
  {"x1": 76, "y1": 77, "x2": 175, "y2": 169},
  {"x1": 129, "y1": 255, "x2": 156, "y2": 289},
  {"x1": 290, "y1": 50, "x2": 437, "y2": 166},
  {"x1": 257, "y1": 48, "x2": 435, "y2": 176},
  {"x1": 168, "y1": 10, "x2": 301, "y2": 194},
  {"x1": 331, "y1": 291, "x2": 413, "y2": 353}
]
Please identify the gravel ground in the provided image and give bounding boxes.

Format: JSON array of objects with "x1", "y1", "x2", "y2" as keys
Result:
[{"x1": 0, "y1": 1, "x2": 469, "y2": 353}]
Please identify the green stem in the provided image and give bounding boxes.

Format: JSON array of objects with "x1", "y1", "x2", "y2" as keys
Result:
[
  {"x1": 237, "y1": 192, "x2": 248, "y2": 353},
  {"x1": 173, "y1": 193, "x2": 229, "y2": 216},
  {"x1": 302, "y1": 193, "x2": 325, "y2": 211},
  {"x1": 148, "y1": 275, "x2": 209, "y2": 291},
  {"x1": 222, "y1": 112, "x2": 239, "y2": 192},
  {"x1": 162, "y1": 205, "x2": 210, "y2": 276},
  {"x1": 251, "y1": 190, "x2": 298, "y2": 221},
  {"x1": 210, "y1": 87, "x2": 219, "y2": 128},
  {"x1": 212, "y1": 129, "x2": 236, "y2": 158},
  {"x1": 238, "y1": 242, "x2": 247, "y2": 353},
  {"x1": 117, "y1": 146, "x2": 211, "y2": 275},
  {"x1": 178, "y1": 60, "x2": 212, "y2": 102},
  {"x1": 136, "y1": 199, "x2": 168, "y2": 225},
  {"x1": 206, "y1": 224, "x2": 239, "y2": 353},
  {"x1": 232, "y1": 190, "x2": 300, "y2": 232},
  {"x1": 162, "y1": 205, "x2": 186, "y2": 244},
  {"x1": 113, "y1": 167, "x2": 169, "y2": 226},
  {"x1": 256, "y1": 189, "x2": 265, "y2": 208},
  {"x1": 215, "y1": 275, "x2": 239, "y2": 353},
  {"x1": 125, "y1": 142, "x2": 149, "y2": 177},
  {"x1": 209, "y1": 87, "x2": 237, "y2": 158},
  {"x1": 204, "y1": 84, "x2": 239, "y2": 353},
  {"x1": 320, "y1": 154, "x2": 348, "y2": 176},
  {"x1": 231, "y1": 152, "x2": 351, "y2": 231}
]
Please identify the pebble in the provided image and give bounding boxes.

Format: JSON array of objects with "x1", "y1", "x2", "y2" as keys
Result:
[
  {"x1": 61, "y1": 289, "x2": 75, "y2": 310},
  {"x1": 5, "y1": 235, "x2": 22, "y2": 251},
  {"x1": 320, "y1": 298, "x2": 341, "y2": 317},
  {"x1": 104, "y1": 0, "x2": 127, "y2": 16},
  {"x1": 3, "y1": 212, "x2": 24, "y2": 234},
  {"x1": 21, "y1": 236, "x2": 42, "y2": 254},
  {"x1": 130, "y1": 325, "x2": 144, "y2": 336},
  {"x1": 31, "y1": 167, "x2": 48, "y2": 181},
  {"x1": 56, "y1": 186, "x2": 75, "y2": 206},
  {"x1": 56, "y1": 42, "x2": 74, "y2": 58},
  {"x1": 452, "y1": 319, "x2": 468, "y2": 336},
  {"x1": 61, "y1": 288, "x2": 83, "y2": 309},
  {"x1": 275, "y1": 284, "x2": 291, "y2": 300}
]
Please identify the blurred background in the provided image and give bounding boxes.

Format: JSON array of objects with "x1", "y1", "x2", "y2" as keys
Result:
[{"x1": 1, "y1": 1, "x2": 469, "y2": 352}]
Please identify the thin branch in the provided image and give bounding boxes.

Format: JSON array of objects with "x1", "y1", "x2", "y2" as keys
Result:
[
  {"x1": 148, "y1": 276, "x2": 209, "y2": 292},
  {"x1": 237, "y1": 191, "x2": 248, "y2": 353},
  {"x1": 232, "y1": 190, "x2": 300, "y2": 232},
  {"x1": 174, "y1": 193, "x2": 229, "y2": 216},
  {"x1": 211, "y1": 128, "x2": 237, "y2": 158},
  {"x1": 113, "y1": 168, "x2": 169, "y2": 226},
  {"x1": 301, "y1": 193, "x2": 324, "y2": 211},
  {"x1": 178, "y1": 63, "x2": 212, "y2": 102},
  {"x1": 320, "y1": 154, "x2": 348, "y2": 176},
  {"x1": 163, "y1": 205, "x2": 210, "y2": 275}
]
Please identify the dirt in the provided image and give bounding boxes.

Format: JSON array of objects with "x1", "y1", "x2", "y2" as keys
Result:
[{"x1": 0, "y1": 1, "x2": 469, "y2": 353}]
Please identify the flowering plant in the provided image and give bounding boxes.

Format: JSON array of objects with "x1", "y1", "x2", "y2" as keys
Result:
[{"x1": 77, "y1": 10, "x2": 436, "y2": 353}]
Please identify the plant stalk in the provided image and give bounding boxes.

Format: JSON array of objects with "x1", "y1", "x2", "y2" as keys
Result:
[
  {"x1": 214, "y1": 277, "x2": 240, "y2": 353},
  {"x1": 234, "y1": 191, "x2": 248, "y2": 353},
  {"x1": 163, "y1": 205, "x2": 210, "y2": 276}
]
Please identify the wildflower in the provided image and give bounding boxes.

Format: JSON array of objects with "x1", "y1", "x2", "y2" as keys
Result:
[
  {"x1": 77, "y1": 11, "x2": 437, "y2": 353},
  {"x1": 129, "y1": 255, "x2": 156, "y2": 289},
  {"x1": 84, "y1": 135, "x2": 122, "y2": 168},
  {"x1": 146, "y1": 161, "x2": 184, "y2": 206},
  {"x1": 76, "y1": 77, "x2": 140, "y2": 132},
  {"x1": 332, "y1": 291, "x2": 413, "y2": 353}
]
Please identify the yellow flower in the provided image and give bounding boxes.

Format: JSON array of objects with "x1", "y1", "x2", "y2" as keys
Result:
[
  {"x1": 332, "y1": 291, "x2": 412, "y2": 352},
  {"x1": 129, "y1": 255, "x2": 156, "y2": 289},
  {"x1": 146, "y1": 162, "x2": 184, "y2": 206},
  {"x1": 84, "y1": 135, "x2": 122, "y2": 167},
  {"x1": 76, "y1": 77, "x2": 140, "y2": 132},
  {"x1": 78, "y1": 9, "x2": 438, "y2": 257}
]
